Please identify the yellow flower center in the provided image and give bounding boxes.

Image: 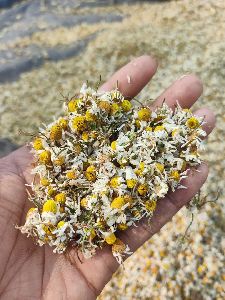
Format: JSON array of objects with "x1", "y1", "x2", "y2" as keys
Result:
[
  {"x1": 170, "y1": 170, "x2": 180, "y2": 181},
  {"x1": 138, "y1": 108, "x2": 151, "y2": 121},
  {"x1": 197, "y1": 263, "x2": 207, "y2": 274},
  {"x1": 96, "y1": 218, "x2": 106, "y2": 229},
  {"x1": 80, "y1": 198, "x2": 88, "y2": 208},
  {"x1": 90, "y1": 229, "x2": 96, "y2": 239},
  {"x1": 55, "y1": 193, "x2": 66, "y2": 204},
  {"x1": 105, "y1": 233, "x2": 116, "y2": 245},
  {"x1": 40, "y1": 177, "x2": 50, "y2": 186},
  {"x1": 186, "y1": 117, "x2": 200, "y2": 129},
  {"x1": 135, "y1": 162, "x2": 145, "y2": 176},
  {"x1": 111, "y1": 103, "x2": 120, "y2": 114},
  {"x1": 118, "y1": 223, "x2": 128, "y2": 230},
  {"x1": 155, "y1": 162, "x2": 164, "y2": 173},
  {"x1": 146, "y1": 126, "x2": 152, "y2": 132},
  {"x1": 50, "y1": 124, "x2": 62, "y2": 141},
  {"x1": 139, "y1": 162, "x2": 145, "y2": 171},
  {"x1": 72, "y1": 116, "x2": 87, "y2": 132},
  {"x1": 42, "y1": 224, "x2": 54, "y2": 235},
  {"x1": 112, "y1": 238, "x2": 126, "y2": 253},
  {"x1": 121, "y1": 99, "x2": 132, "y2": 112},
  {"x1": 145, "y1": 200, "x2": 157, "y2": 212},
  {"x1": 26, "y1": 207, "x2": 36, "y2": 219},
  {"x1": 111, "y1": 141, "x2": 117, "y2": 151},
  {"x1": 68, "y1": 98, "x2": 82, "y2": 112},
  {"x1": 48, "y1": 187, "x2": 57, "y2": 197},
  {"x1": 39, "y1": 150, "x2": 51, "y2": 165},
  {"x1": 57, "y1": 221, "x2": 66, "y2": 228},
  {"x1": 126, "y1": 178, "x2": 137, "y2": 189},
  {"x1": 154, "y1": 125, "x2": 165, "y2": 132},
  {"x1": 124, "y1": 194, "x2": 133, "y2": 205},
  {"x1": 137, "y1": 184, "x2": 148, "y2": 196},
  {"x1": 54, "y1": 156, "x2": 65, "y2": 166},
  {"x1": 33, "y1": 138, "x2": 44, "y2": 150},
  {"x1": 74, "y1": 144, "x2": 82, "y2": 154},
  {"x1": 172, "y1": 128, "x2": 178, "y2": 136},
  {"x1": 82, "y1": 131, "x2": 89, "y2": 142},
  {"x1": 109, "y1": 176, "x2": 121, "y2": 188},
  {"x1": 66, "y1": 171, "x2": 77, "y2": 180},
  {"x1": 42, "y1": 200, "x2": 57, "y2": 213},
  {"x1": 85, "y1": 111, "x2": 96, "y2": 121},
  {"x1": 59, "y1": 118, "x2": 68, "y2": 130},
  {"x1": 98, "y1": 101, "x2": 111, "y2": 113},
  {"x1": 111, "y1": 197, "x2": 125, "y2": 209},
  {"x1": 135, "y1": 120, "x2": 141, "y2": 128},
  {"x1": 85, "y1": 165, "x2": 96, "y2": 181}
]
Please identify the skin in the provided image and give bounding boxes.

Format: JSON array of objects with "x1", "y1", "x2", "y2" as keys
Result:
[{"x1": 0, "y1": 55, "x2": 215, "y2": 300}]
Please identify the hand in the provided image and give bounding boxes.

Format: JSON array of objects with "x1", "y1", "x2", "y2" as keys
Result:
[{"x1": 0, "y1": 56, "x2": 215, "y2": 300}]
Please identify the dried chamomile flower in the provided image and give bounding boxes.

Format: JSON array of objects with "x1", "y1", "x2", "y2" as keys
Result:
[{"x1": 19, "y1": 83, "x2": 206, "y2": 264}]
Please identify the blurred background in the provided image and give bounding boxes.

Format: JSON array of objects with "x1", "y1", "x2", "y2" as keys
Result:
[{"x1": 0, "y1": 0, "x2": 224, "y2": 299}]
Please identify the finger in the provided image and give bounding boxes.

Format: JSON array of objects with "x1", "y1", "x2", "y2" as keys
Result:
[
  {"x1": 120, "y1": 163, "x2": 208, "y2": 252},
  {"x1": 152, "y1": 74, "x2": 203, "y2": 110},
  {"x1": 99, "y1": 55, "x2": 158, "y2": 98},
  {"x1": 194, "y1": 107, "x2": 216, "y2": 135}
]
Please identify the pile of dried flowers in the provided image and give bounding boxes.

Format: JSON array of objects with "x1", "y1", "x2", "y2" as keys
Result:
[{"x1": 19, "y1": 83, "x2": 206, "y2": 263}]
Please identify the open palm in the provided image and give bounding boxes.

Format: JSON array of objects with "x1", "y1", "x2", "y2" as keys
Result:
[{"x1": 0, "y1": 56, "x2": 215, "y2": 300}]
